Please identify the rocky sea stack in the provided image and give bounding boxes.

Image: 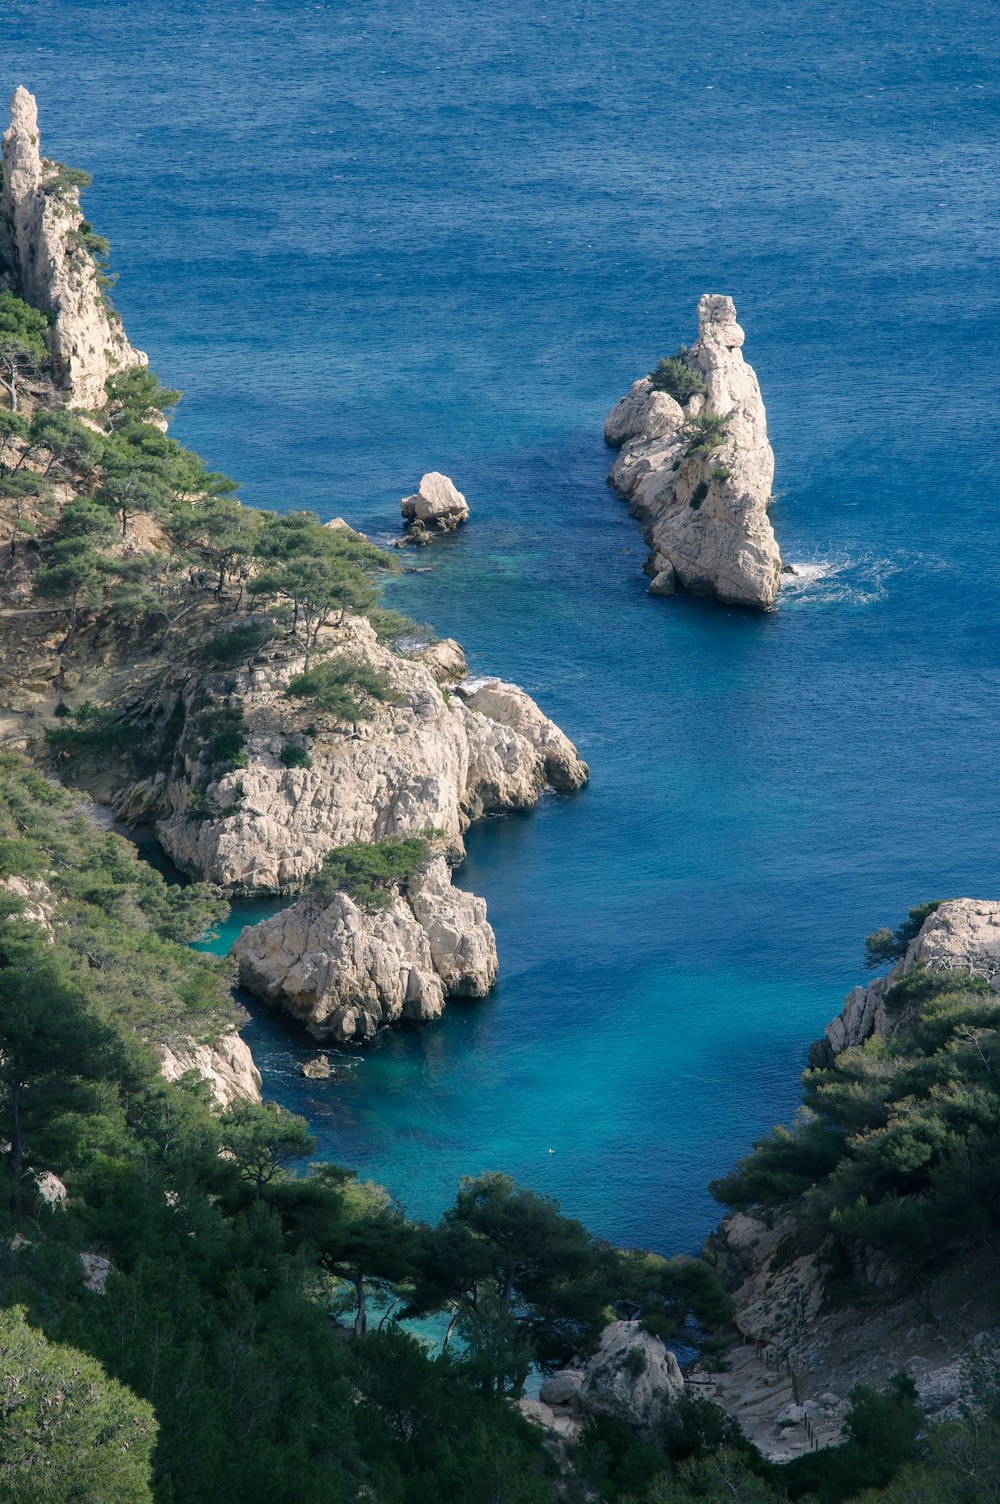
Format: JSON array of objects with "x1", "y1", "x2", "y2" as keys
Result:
[{"x1": 605, "y1": 294, "x2": 782, "y2": 609}]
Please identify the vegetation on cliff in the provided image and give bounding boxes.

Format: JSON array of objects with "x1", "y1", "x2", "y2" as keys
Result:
[{"x1": 711, "y1": 955, "x2": 1000, "y2": 1277}]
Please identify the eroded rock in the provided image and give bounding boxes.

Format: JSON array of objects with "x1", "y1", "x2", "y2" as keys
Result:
[
  {"x1": 605, "y1": 295, "x2": 781, "y2": 609},
  {"x1": 1, "y1": 87, "x2": 146, "y2": 407},
  {"x1": 232, "y1": 855, "x2": 497, "y2": 1042},
  {"x1": 400, "y1": 471, "x2": 469, "y2": 538}
]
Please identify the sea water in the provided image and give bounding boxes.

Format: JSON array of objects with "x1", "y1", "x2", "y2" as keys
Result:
[{"x1": 8, "y1": 0, "x2": 1000, "y2": 1252}]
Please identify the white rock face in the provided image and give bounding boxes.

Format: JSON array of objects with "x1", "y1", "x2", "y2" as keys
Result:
[
  {"x1": 232, "y1": 855, "x2": 498, "y2": 1042},
  {"x1": 159, "y1": 1032, "x2": 263, "y2": 1108},
  {"x1": 816, "y1": 898, "x2": 1000, "y2": 1063},
  {"x1": 457, "y1": 678, "x2": 590, "y2": 795},
  {"x1": 119, "y1": 618, "x2": 587, "y2": 895},
  {"x1": 400, "y1": 472, "x2": 469, "y2": 535},
  {"x1": 605, "y1": 295, "x2": 782, "y2": 609},
  {"x1": 538, "y1": 1320, "x2": 683, "y2": 1432},
  {"x1": 1, "y1": 87, "x2": 146, "y2": 407}
]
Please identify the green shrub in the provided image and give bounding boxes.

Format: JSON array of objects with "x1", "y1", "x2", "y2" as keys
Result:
[
  {"x1": 44, "y1": 701, "x2": 144, "y2": 756},
  {"x1": 286, "y1": 655, "x2": 398, "y2": 723},
  {"x1": 365, "y1": 607, "x2": 435, "y2": 645},
  {"x1": 864, "y1": 900, "x2": 944, "y2": 969},
  {"x1": 681, "y1": 411, "x2": 732, "y2": 458},
  {"x1": 310, "y1": 836, "x2": 432, "y2": 911},
  {"x1": 199, "y1": 622, "x2": 273, "y2": 667},
  {"x1": 648, "y1": 348, "x2": 707, "y2": 404},
  {"x1": 280, "y1": 743, "x2": 312, "y2": 770},
  {"x1": 193, "y1": 704, "x2": 248, "y2": 771},
  {"x1": 689, "y1": 481, "x2": 709, "y2": 510},
  {"x1": 710, "y1": 465, "x2": 731, "y2": 482}
]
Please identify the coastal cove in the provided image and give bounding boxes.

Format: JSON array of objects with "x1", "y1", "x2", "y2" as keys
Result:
[{"x1": 8, "y1": 0, "x2": 1000, "y2": 1270}]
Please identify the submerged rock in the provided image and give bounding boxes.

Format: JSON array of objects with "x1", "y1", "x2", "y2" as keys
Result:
[
  {"x1": 605, "y1": 294, "x2": 781, "y2": 610},
  {"x1": 1, "y1": 87, "x2": 146, "y2": 407},
  {"x1": 232, "y1": 855, "x2": 498, "y2": 1042},
  {"x1": 400, "y1": 471, "x2": 469, "y2": 539}
]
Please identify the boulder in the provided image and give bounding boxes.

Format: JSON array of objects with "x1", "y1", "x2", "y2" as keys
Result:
[
  {"x1": 419, "y1": 638, "x2": 468, "y2": 684},
  {"x1": 605, "y1": 295, "x2": 782, "y2": 610},
  {"x1": 300, "y1": 1054, "x2": 333, "y2": 1079},
  {"x1": 539, "y1": 1321, "x2": 683, "y2": 1432},
  {"x1": 400, "y1": 472, "x2": 469, "y2": 536}
]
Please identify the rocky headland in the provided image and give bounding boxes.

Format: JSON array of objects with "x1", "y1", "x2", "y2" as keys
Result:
[
  {"x1": 698, "y1": 898, "x2": 1000, "y2": 1460},
  {"x1": 605, "y1": 294, "x2": 782, "y2": 609},
  {"x1": 0, "y1": 88, "x2": 588, "y2": 1073}
]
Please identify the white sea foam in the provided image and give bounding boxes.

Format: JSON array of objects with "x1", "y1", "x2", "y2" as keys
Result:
[{"x1": 779, "y1": 554, "x2": 901, "y2": 607}]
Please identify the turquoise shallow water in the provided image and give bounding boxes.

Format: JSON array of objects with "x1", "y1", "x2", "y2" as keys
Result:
[{"x1": 8, "y1": 0, "x2": 1000, "y2": 1252}]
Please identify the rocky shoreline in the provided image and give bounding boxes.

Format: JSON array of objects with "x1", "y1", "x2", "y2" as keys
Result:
[{"x1": 0, "y1": 87, "x2": 588, "y2": 1075}]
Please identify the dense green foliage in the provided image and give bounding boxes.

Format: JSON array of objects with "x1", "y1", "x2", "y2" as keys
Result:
[
  {"x1": 0, "y1": 1306, "x2": 157, "y2": 1502},
  {"x1": 0, "y1": 293, "x2": 48, "y2": 414},
  {"x1": 648, "y1": 349, "x2": 707, "y2": 404},
  {"x1": 310, "y1": 835, "x2": 433, "y2": 910}
]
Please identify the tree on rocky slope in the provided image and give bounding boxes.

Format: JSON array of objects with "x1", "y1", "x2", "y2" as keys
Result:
[{"x1": 0, "y1": 293, "x2": 48, "y2": 415}]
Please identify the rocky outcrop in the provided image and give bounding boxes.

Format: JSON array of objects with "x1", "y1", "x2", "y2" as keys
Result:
[
  {"x1": 813, "y1": 899, "x2": 1000, "y2": 1066},
  {"x1": 700, "y1": 897, "x2": 1000, "y2": 1460},
  {"x1": 702, "y1": 1207, "x2": 999, "y2": 1461},
  {"x1": 524, "y1": 1321, "x2": 683, "y2": 1441},
  {"x1": 110, "y1": 617, "x2": 587, "y2": 895},
  {"x1": 1, "y1": 87, "x2": 145, "y2": 407},
  {"x1": 232, "y1": 855, "x2": 497, "y2": 1042},
  {"x1": 0, "y1": 874, "x2": 55, "y2": 935},
  {"x1": 605, "y1": 295, "x2": 781, "y2": 609},
  {"x1": 158, "y1": 1032, "x2": 262, "y2": 1108},
  {"x1": 400, "y1": 471, "x2": 469, "y2": 542}
]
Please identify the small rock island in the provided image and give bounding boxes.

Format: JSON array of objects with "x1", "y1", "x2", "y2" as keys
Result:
[
  {"x1": 605, "y1": 294, "x2": 783, "y2": 610},
  {"x1": 400, "y1": 470, "x2": 469, "y2": 544}
]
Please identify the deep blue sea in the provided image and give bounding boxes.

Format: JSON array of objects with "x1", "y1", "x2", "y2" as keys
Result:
[{"x1": 8, "y1": 0, "x2": 1000, "y2": 1253}]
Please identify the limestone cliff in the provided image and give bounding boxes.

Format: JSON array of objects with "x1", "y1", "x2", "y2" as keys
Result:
[
  {"x1": 105, "y1": 622, "x2": 587, "y2": 896},
  {"x1": 232, "y1": 855, "x2": 497, "y2": 1042},
  {"x1": 1, "y1": 87, "x2": 146, "y2": 407},
  {"x1": 605, "y1": 295, "x2": 781, "y2": 609},
  {"x1": 159, "y1": 1032, "x2": 262, "y2": 1108}
]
